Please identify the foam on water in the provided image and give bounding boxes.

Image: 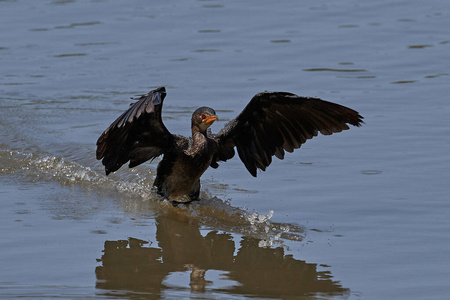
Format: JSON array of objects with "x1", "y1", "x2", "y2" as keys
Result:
[
  {"x1": 0, "y1": 149, "x2": 153, "y2": 197},
  {"x1": 1, "y1": 149, "x2": 305, "y2": 244}
]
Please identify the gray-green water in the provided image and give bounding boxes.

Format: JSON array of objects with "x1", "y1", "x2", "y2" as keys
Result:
[{"x1": 1, "y1": 0, "x2": 449, "y2": 299}]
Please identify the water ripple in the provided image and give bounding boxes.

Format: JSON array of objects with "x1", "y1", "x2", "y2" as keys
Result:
[{"x1": 0, "y1": 150, "x2": 305, "y2": 243}]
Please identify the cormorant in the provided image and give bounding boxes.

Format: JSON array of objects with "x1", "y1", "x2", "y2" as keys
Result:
[{"x1": 96, "y1": 87, "x2": 363, "y2": 203}]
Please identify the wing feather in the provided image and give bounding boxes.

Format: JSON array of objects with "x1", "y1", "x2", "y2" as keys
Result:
[
  {"x1": 96, "y1": 87, "x2": 173, "y2": 175},
  {"x1": 212, "y1": 91, "x2": 364, "y2": 176}
]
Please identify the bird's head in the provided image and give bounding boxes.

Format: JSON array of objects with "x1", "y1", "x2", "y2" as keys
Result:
[{"x1": 192, "y1": 106, "x2": 218, "y2": 133}]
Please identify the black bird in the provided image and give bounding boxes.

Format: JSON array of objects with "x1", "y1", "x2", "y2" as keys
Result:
[{"x1": 96, "y1": 87, "x2": 363, "y2": 203}]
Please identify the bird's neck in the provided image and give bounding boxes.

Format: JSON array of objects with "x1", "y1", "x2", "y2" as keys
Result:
[
  {"x1": 186, "y1": 129, "x2": 209, "y2": 157},
  {"x1": 192, "y1": 129, "x2": 207, "y2": 144}
]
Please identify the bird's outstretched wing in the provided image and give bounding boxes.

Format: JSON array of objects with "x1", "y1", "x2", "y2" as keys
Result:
[
  {"x1": 96, "y1": 87, "x2": 174, "y2": 175},
  {"x1": 212, "y1": 91, "x2": 364, "y2": 176}
]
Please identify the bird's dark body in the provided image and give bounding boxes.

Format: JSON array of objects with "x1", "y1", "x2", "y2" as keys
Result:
[
  {"x1": 96, "y1": 87, "x2": 363, "y2": 204},
  {"x1": 153, "y1": 133, "x2": 217, "y2": 202}
]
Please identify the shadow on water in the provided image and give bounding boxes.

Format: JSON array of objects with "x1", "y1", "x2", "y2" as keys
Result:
[
  {"x1": 1, "y1": 149, "x2": 349, "y2": 298},
  {"x1": 95, "y1": 213, "x2": 349, "y2": 299}
]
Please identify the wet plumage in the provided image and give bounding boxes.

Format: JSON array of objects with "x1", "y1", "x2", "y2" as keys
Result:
[{"x1": 96, "y1": 87, "x2": 363, "y2": 203}]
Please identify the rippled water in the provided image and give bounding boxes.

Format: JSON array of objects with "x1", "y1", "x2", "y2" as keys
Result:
[{"x1": 1, "y1": 0, "x2": 449, "y2": 299}]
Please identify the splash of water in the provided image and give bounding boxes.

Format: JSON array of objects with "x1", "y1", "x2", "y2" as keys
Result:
[{"x1": 1, "y1": 149, "x2": 305, "y2": 245}]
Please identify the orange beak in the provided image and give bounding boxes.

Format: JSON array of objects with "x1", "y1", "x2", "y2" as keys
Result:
[{"x1": 203, "y1": 115, "x2": 218, "y2": 125}]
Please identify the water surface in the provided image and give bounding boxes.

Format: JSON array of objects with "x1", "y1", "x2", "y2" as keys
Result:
[{"x1": 1, "y1": 0, "x2": 449, "y2": 299}]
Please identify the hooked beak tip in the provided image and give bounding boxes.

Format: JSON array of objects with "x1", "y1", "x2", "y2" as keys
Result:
[{"x1": 203, "y1": 115, "x2": 218, "y2": 125}]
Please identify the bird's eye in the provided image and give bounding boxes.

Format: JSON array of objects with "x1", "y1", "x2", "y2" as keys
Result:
[{"x1": 201, "y1": 114, "x2": 206, "y2": 119}]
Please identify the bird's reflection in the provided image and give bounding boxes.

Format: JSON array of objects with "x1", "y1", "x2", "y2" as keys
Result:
[{"x1": 95, "y1": 212, "x2": 349, "y2": 298}]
